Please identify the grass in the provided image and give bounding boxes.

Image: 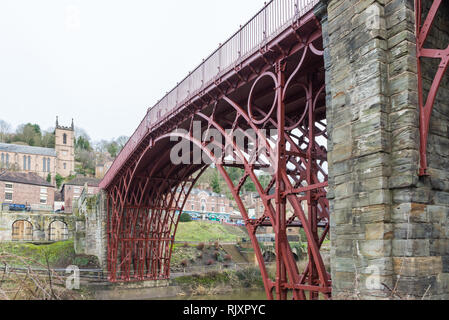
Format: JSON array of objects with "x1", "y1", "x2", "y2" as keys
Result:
[
  {"x1": 172, "y1": 267, "x2": 265, "y2": 296},
  {"x1": 175, "y1": 221, "x2": 248, "y2": 242},
  {"x1": 0, "y1": 241, "x2": 100, "y2": 269}
]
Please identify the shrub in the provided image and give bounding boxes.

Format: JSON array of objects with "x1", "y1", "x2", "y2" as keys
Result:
[
  {"x1": 179, "y1": 213, "x2": 192, "y2": 223},
  {"x1": 55, "y1": 174, "x2": 64, "y2": 189},
  {"x1": 197, "y1": 243, "x2": 205, "y2": 251}
]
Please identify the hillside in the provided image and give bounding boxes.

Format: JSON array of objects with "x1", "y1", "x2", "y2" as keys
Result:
[{"x1": 175, "y1": 221, "x2": 248, "y2": 243}]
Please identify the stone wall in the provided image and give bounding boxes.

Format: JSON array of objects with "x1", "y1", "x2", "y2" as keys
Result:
[
  {"x1": 74, "y1": 191, "x2": 108, "y2": 269},
  {"x1": 323, "y1": 0, "x2": 449, "y2": 299},
  {"x1": 0, "y1": 209, "x2": 75, "y2": 242}
]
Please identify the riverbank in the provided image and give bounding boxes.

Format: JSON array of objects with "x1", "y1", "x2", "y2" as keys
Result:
[
  {"x1": 84, "y1": 266, "x2": 269, "y2": 300},
  {"x1": 172, "y1": 267, "x2": 266, "y2": 296}
]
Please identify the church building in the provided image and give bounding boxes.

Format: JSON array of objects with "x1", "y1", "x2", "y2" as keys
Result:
[{"x1": 0, "y1": 118, "x2": 76, "y2": 183}]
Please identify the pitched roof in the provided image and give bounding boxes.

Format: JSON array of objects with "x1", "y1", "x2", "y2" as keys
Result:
[
  {"x1": 64, "y1": 177, "x2": 101, "y2": 187},
  {"x1": 0, "y1": 143, "x2": 56, "y2": 157},
  {"x1": 0, "y1": 171, "x2": 54, "y2": 187}
]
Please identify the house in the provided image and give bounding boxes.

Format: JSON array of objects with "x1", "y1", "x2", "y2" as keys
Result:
[
  {"x1": 179, "y1": 188, "x2": 234, "y2": 222},
  {"x1": 95, "y1": 160, "x2": 113, "y2": 179},
  {"x1": 61, "y1": 177, "x2": 101, "y2": 213},
  {"x1": 0, "y1": 171, "x2": 55, "y2": 211}
]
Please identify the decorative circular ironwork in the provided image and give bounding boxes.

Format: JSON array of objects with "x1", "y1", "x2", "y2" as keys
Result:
[
  {"x1": 285, "y1": 82, "x2": 310, "y2": 131},
  {"x1": 248, "y1": 71, "x2": 279, "y2": 125}
]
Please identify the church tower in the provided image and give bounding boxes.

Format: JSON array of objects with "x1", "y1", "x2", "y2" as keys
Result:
[{"x1": 55, "y1": 117, "x2": 75, "y2": 177}]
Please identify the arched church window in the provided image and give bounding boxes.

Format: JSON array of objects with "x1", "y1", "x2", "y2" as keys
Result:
[{"x1": 63, "y1": 133, "x2": 67, "y2": 145}]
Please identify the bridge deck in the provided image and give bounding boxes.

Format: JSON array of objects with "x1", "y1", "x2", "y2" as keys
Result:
[{"x1": 100, "y1": 0, "x2": 320, "y2": 189}]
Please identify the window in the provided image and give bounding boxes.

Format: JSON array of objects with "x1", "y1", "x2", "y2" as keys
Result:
[
  {"x1": 212, "y1": 206, "x2": 215, "y2": 212},
  {"x1": 221, "y1": 207, "x2": 225, "y2": 213},
  {"x1": 5, "y1": 183, "x2": 13, "y2": 190},
  {"x1": 74, "y1": 187, "x2": 80, "y2": 194},
  {"x1": 191, "y1": 204, "x2": 194, "y2": 210},
  {"x1": 201, "y1": 199, "x2": 206, "y2": 212},
  {"x1": 43, "y1": 158, "x2": 46, "y2": 172},
  {"x1": 88, "y1": 187, "x2": 94, "y2": 194},
  {"x1": 5, "y1": 192, "x2": 13, "y2": 202},
  {"x1": 5, "y1": 154, "x2": 9, "y2": 168},
  {"x1": 1, "y1": 153, "x2": 4, "y2": 167},
  {"x1": 40, "y1": 186, "x2": 47, "y2": 205},
  {"x1": 63, "y1": 163, "x2": 67, "y2": 170},
  {"x1": 23, "y1": 156, "x2": 27, "y2": 170},
  {"x1": 28, "y1": 156, "x2": 31, "y2": 171},
  {"x1": 63, "y1": 133, "x2": 67, "y2": 145},
  {"x1": 47, "y1": 158, "x2": 50, "y2": 172}
]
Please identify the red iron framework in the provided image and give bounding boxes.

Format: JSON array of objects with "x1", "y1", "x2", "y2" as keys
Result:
[
  {"x1": 415, "y1": 0, "x2": 449, "y2": 176},
  {"x1": 101, "y1": 0, "x2": 330, "y2": 300}
]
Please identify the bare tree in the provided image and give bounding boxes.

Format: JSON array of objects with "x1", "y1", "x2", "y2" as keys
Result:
[
  {"x1": 74, "y1": 126, "x2": 90, "y2": 141},
  {"x1": 115, "y1": 136, "x2": 129, "y2": 151},
  {"x1": 0, "y1": 120, "x2": 11, "y2": 143}
]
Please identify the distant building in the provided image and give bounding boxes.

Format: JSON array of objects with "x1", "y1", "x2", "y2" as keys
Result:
[
  {"x1": 0, "y1": 143, "x2": 57, "y2": 182},
  {"x1": 0, "y1": 171, "x2": 55, "y2": 211},
  {"x1": 54, "y1": 117, "x2": 76, "y2": 177},
  {"x1": 240, "y1": 191, "x2": 300, "y2": 240},
  {"x1": 241, "y1": 192, "x2": 265, "y2": 219},
  {"x1": 95, "y1": 160, "x2": 113, "y2": 179},
  {"x1": 61, "y1": 177, "x2": 101, "y2": 213},
  {"x1": 179, "y1": 188, "x2": 234, "y2": 222},
  {"x1": 0, "y1": 117, "x2": 76, "y2": 182}
]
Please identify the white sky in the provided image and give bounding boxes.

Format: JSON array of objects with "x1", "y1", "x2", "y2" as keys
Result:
[{"x1": 0, "y1": 0, "x2": 267, "y2": 141}]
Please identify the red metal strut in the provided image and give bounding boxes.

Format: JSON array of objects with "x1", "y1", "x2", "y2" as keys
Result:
[{"x1": 415, "y1": 0, "x2": 449, "y2": 176}]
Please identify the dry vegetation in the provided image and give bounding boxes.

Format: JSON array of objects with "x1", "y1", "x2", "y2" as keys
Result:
[{"x1": 0, "y1": 253, "x2": 84, "y2": 300}]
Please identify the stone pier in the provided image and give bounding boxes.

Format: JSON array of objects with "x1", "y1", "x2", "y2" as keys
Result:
[{"x1": 323, "y1": 0, "x2": 449, "y2": 299}]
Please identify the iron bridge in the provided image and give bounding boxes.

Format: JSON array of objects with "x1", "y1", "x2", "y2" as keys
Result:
[{"x1": 99, "y1": 0, "x2": 448, "y2": 300}]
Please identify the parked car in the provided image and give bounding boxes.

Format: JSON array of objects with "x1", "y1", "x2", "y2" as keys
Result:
[
  {"x1": 8, "y1": 204, "x2": 31, "y2": 212},
  {"x1": 55, "y1": 205, "x2": 65, "y2": 214}
]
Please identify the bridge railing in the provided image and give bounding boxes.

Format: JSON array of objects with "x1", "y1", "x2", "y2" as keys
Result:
[{"x1": 101, "y1": 0, "x2": 319, "y2": 188}]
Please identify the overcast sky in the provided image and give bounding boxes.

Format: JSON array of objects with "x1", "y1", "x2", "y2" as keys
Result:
[{"x1": 0, "y1": 0, "x2": 267, "y2": 141}]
